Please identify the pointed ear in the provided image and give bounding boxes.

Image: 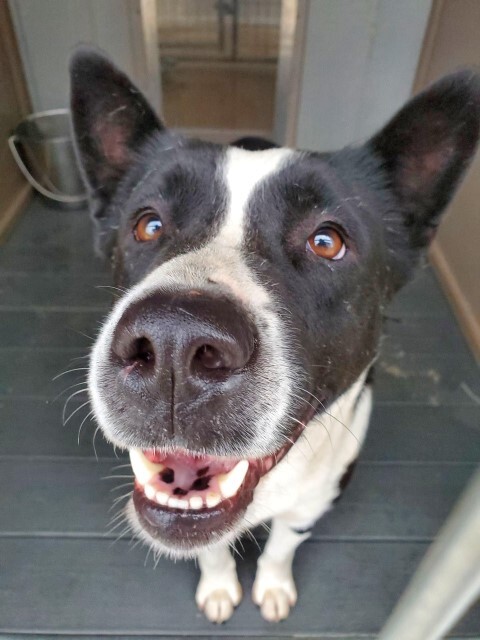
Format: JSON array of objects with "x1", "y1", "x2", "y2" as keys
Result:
[
  {"x1": 369, "y1": 69, "x2": 480, "y2": 248},
  {"x1": 69, "y1": 46, "x2": 163, "y2": 199}
]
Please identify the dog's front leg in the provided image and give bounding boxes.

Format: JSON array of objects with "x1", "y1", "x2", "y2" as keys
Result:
[
  {"x1": 196, "y1": 544, "x2": 242, "y2": 623},
  {"x1": 252, "y1": 516, "x2": 311, "y2": 622}
]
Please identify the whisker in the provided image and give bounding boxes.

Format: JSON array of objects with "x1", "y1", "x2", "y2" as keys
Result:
[
  {"x1": 259, "y1": 521, "x2": 271, "y2": 534},
  {"x1": 92, "y1": 425, "x2": 101, "y2": 460},
  {"x1": 52, "y1": 381, "x2": 88, "y2": 403},
  {"x1": 295, "y1": 385, "x2": 359, "y2": 444},
  {"x1": 78, "y1": 410, "x2": 94, "y2": 445},
  {"x1": 129, "y1": 537, "x2": 144, "y2": 552},
  {"x1": 96, "y1": 284, "x2": 128, "y2": 295},
  {"x1": 109, "y1": 492, "x2": 133, "y2": 511},
  {"x1": 154, "y1": 551, "x2": 163, "y2": 569},
  {"x1": 107, "y1": 511, "x2": 128, "y2": 527},
  {"x1": 69, "y1": 353, "x2": 91, "y2": 362},
  {"x1": 243, "y1": 521, "x2": 262, "y2": 552},
  {"x1": 317, "y1": 419, "x2": 334, "y2": 447},
  {"x1": 319, "y1": 400, "x2": 358, "y2": 443},
  {"x1": 230, "y1": 542, "x2": 244, "y2": 561},
  {"x1": 106, "y1": 518, "x2": 129, "y2": 535},
  {"x1": 52, "y1": 367, "x2": 89, "y2": 381},
  {"x1": 62, "y1": 388, "x2": 90, "y2": 424},
  {"x1": 72, "y1": 330, "x2": 95, "y2": 342},
  {"x1": 236, "y1": 537, "x2": 246, "y2": 556},
  {"x1": 288, "y1": 390, "x2": 318, "y2": 414},
  {"x1": 289, "y1": 411, "x2": 333, "y2": 450},
  {"x1": 144, "y1": 545, "x2": 153, "y2": 567},
  {"x1": 110, "y1": 481, "x2": 134, "y2": 492},
  {"x1": 63, "y1": 400, "x2": 90, "y2": 427},
  {"x1": 110, "y1": 525, "x2": 134, "y2": 546}
]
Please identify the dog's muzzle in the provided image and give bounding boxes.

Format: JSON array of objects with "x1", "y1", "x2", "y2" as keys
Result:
[{"x1": 91, "y1": 287, "x2": 310, "y2": 552}]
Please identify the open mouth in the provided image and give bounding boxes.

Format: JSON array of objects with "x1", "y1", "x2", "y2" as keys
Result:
[
  {"x1": 129, "y1": 401, "x2": 321, "y2": 551},
  {"x1": 131, "y1": 449, "x2": 255, "y2": 510},
  {"x1": 130, "y1": 445, "x2": 280, "y2": 551}
]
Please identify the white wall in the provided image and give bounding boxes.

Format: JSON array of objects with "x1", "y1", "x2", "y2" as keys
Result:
[
  {"x1": 8, "y1": 0, "x2": 160, "y2": 113},
  {"x1": 12, "y1": 0, "x2": 431, "y2": 146},
  {"x1": 293, "y1": 0, "x2": 432, "y2": 151}
]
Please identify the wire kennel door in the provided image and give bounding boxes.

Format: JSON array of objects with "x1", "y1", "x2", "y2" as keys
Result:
[{"x1": 157, "y1": 0, "x2": 281, "y2": 63}]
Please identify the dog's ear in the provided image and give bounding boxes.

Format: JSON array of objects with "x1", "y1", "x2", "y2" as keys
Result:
[
  {"x1": 369, "y1": 70, "x2": 480, "y2": 250},
  {"x1": 70, "y1": 47, "x2": 163, "y2": 196},
  {"x1": 70, "y1": 47, "x2": 163, "y2": 257}
]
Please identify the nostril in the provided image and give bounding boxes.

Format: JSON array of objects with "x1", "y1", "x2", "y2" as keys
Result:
[
  {"x1": 126, "y1": 336, "x2": 155, "y2": 367},
  {"x1": 111, "y1": 292, "x2": 258, "y2": 393},
  {"x1": 193, "y1": 344, "x2": 228, "y2": 370}
]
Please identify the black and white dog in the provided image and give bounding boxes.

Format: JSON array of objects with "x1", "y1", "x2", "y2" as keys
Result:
[{"x1": 70, "y1": 49, "x2": 480, "y2": 623}]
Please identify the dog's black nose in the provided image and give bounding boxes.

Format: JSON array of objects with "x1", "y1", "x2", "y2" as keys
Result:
[{"x1": 110, "y1": 291, "x2": 257, "y2": 396}]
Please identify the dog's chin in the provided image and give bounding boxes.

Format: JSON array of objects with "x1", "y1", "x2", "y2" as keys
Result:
[
  {"x1": 122, "y1": 402, "x2": 321, "y2": 556},
  {"x1": 129, "y1": 466, "x2": 258, "y2": 557}
]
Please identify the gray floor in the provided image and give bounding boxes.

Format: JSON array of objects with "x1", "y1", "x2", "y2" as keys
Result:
[{"x1": 1, "y1": 197, "x2": 479, "y2": 638}]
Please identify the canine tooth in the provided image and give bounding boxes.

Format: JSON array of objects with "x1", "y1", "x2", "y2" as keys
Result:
[
  {"x1": 205, "y1": 492, "x2": 221, "y2": 508},
  {"x1": 129, "y1": 449, "x2": 164, "y2": 485},
  {"x1": 217, "y1": 460, "x2": 249, "y2": 499},
  {"x1": 189, "y1": 496, "x2": 203, "y2": 510},
  {"x1": 144, "y1": 484, "x2": 156, "y2": 501},
  {"x1": 155, "y1": 491, "x2": 169, "y2": 506}
]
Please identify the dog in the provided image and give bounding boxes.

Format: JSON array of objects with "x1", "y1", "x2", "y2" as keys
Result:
[{"x1": 69, "y1": 47, "x2": 480, "y2": 623}]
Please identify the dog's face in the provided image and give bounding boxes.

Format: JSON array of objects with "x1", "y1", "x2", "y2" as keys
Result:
[{"x1": 70, "y1": 50, "x2": 479, "y2": 556}]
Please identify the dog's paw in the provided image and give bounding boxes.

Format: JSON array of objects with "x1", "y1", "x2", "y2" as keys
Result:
[
  {"x1": 252, "y1": 568, "x2": 297, "y2": 622},
  {"x1": 196, "y1": 578, "x2": 242, "y2": 624}
]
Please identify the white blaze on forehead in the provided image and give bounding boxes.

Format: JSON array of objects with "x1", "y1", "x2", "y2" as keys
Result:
[{"x1": 218, "y1": 146, "x2": 294, "y2": 248}]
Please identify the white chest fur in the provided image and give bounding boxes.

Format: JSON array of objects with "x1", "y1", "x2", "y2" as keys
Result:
[{"x1": 243, "y1": 372, "x2": 373, "y2": 529}]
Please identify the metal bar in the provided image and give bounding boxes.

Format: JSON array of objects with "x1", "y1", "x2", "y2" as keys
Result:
[
  {"x1": 216, "y1": 0, "x2": 226, "y2": 52},
  {"x1": 231, "y1": 0, "x2": 239, "y2": 61},
  {"x1": 379, "y1": 467, "x2": 480, "y2": 640}
]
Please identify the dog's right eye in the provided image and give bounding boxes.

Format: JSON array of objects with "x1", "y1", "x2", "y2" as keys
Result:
[
  {"x1": 306, "y1": 225, "x2": 346, "y2": 260},
  {"x1": 133, "y1": 211, "x2": 163, "y2": 242}
]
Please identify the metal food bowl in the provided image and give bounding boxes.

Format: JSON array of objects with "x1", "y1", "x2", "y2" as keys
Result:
[{"x1": 9, "y1": 109, "x2": 87, "y2": 209}]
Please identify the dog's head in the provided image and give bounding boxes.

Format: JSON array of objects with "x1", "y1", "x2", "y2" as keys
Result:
[{"x1": 70, "y1": 49, "x2": 480, "y2": 556}]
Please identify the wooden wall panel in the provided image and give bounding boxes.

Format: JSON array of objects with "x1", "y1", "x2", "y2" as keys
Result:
[
  {"x1": 0, "y1": 0, "x2": 31, "y2": 241},
  {"x1": 414, "y1": 0, "x2": 480, "y2": 360}
]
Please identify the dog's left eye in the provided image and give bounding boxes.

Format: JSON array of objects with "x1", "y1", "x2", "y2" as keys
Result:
[
  {"x1": 133, "y1": 211, "x2": 163, "y2": 242},
  {"x1": 306, "y1": 226, "x2": 346, "y2": 260}
]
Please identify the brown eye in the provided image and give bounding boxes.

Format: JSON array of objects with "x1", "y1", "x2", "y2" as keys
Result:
[
  {"x1": 134, "y1": 211, "x2": 163, "y2": 242},
  {"x1": 307, "y1": 226, "x2": 346, "y2": 260}
]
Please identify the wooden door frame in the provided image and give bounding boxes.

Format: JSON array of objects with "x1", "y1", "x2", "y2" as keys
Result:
[
  {"x1": 0, "y1": 0, "x2": 32, "y2": 241},
  {"x1": 273, "y1": 0, "x2": 308, "y2": 146},
  {"x1": 127, "y1": 0, "x2": 162, "y2": 114},
  {"x1": 415, "y1": 0, "x2": 480, "y2": 361}
]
